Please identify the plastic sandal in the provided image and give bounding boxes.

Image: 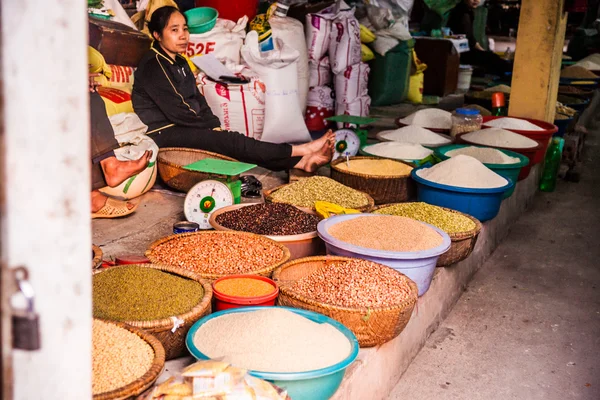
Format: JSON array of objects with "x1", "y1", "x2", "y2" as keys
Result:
[{"x1": 92, "y1": 197, "x2": 138, "y2": 219}]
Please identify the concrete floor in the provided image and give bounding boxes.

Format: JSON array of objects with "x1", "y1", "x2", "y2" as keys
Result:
[{"x1": 389, "y1": 136, "x2": 600, "y2": 397}]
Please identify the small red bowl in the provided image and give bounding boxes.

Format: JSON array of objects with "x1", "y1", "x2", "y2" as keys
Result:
[
  {"x1": 212, "y1": 275, "x2": 279, "y2": 311},
  {"x1": 482, "y1": 116, "x2": 557, "y2": 165}
]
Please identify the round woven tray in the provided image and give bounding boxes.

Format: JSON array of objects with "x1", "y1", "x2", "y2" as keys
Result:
[
  {"x1": 263, "y1": 183, "x2": 375, "y2": 213},
  {"x1": 93, "y1": 264, "x2": 213, "y2": 360},
  {"x1": 156, "y1": 147, "x2": 238, "y2": 192},
  {"x1": 93, "y1": 320, "x2": 166, "y2": 400},
  {"x1": 272, "y1": 256, "x2": 419, "y2": 347},
  {"x1": 92, "y1": 244, "x2": 103, "y2": 270},
  {"x1": 372, "y1": 203, "x2": 482, "y2": 267},
  {"x1": 330, "y1": 156, "x2": 415, "y2": 205},
  {"x1": 145, "y1": 231, "x2": 291, "y2": 280}
]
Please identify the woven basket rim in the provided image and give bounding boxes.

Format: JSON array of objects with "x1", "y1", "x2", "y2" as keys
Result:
[
  {"x1": 372, "y1": 202, "x2": 482, "y2": 240},
  {"x1": 92, "y1": 263, "x2": 213, "y2": 330},
  {"x1": 92, "y1": 319, "x2": 166, "y2": 400},
  {"x1": 92, "y1": 244, "x2": 103, "y2": 270},
  {"x1": 145, "y1": 231, "x2": 291, "y2": 280},
  {"x1": 263, "y1": 182, "x2": 375, "y2": 212},
  {"x1": 330, "y1": 156, "x2": 413, "y2": 179},
  {"x1": 272, "y1": 255, "x2": 418, "y2": 313},
  {"x1": 157, "y1": 147, "x2": 238, "y2": 168}
]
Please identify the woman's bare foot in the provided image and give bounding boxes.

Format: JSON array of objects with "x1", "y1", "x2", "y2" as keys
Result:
[
  {"x1": 101, "y1": 150, "x2": 152, "y2": 188},
  {"x1": 293, "y1": 137, "x2": 335, "y2": 173},
  {"x1": 292, "y1": 130, "x2": 335, "y2": 156},
  {"x1": 91, "y1": 190, "x2": 135, "y2": 213}
]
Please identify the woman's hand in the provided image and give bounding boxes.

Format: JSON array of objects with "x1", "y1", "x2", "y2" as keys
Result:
[{"x1": 89, "y1": 73, "x2": 102, "y2": 93}]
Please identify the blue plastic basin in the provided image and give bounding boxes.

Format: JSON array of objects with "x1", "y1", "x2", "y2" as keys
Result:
[
  {"x1": 317, "y1": 214, "x2": 451, "y2": 296},
  {"x1": 553, "y1": 117, "x2": 573, "y2": 138},
  {"x1": 411, "y1": 167, "x2": 514, "y2": 222},
  {"x1": 186, "y1": 306, "x2": 359, "y2": 400},
  {"x1": 434, "y1": 144, "x2": 528, "y2": 199}
]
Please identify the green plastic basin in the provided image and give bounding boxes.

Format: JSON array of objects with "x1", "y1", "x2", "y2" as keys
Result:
[
  {"x1": 185, "y1": 7, "x2": 218, "y2": 34},
  {"x1": 434, "y1": 144, "x2": 529, "y2": 198}
]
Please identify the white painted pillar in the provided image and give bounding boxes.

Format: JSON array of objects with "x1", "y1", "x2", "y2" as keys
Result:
[{"x1": 1, "y1": 1, "x2": 92, "y2": 399}]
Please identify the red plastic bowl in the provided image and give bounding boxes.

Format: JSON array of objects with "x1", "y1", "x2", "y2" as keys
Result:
[
  {"x1": 482, "y1": 116, "x2": 557, "y2": 165},
  {"x1": 212, "y1": 275, "x2": 279, "y2": 311},
  {"x1": 395, "y1": 118, "x2": 452, "y2": 135},
  {"x1": 456, "y1": 132, "x2": 541, "y2": 180}
]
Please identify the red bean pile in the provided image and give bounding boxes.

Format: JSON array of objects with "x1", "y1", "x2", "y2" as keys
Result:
[{"x1": 216, "y1": 204, "x2": 320, "y2": 236}]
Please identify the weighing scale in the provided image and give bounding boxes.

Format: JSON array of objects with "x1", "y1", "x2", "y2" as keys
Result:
[
  {"x1": 325, "y1": 115, "x2": 378, "y2": 160},
  {"x1": 182, "y1": 159, "x2": 256, "y2": 229}
]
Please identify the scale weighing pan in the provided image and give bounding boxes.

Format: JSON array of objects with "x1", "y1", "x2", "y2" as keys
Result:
[{"x1": 183, "y1": 159, "x2": 257, "y2": 177}]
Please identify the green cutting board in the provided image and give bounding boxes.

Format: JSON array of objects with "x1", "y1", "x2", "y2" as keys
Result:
[{"x1": 183, "y1": 159, "x2": 256, "y2": 176}]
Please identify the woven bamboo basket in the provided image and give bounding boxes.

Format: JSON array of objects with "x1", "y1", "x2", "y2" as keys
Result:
[
  {"x1": 330, "y1": 156, "x2": 416, "y2": 205},
  {"x1": 372, "y1": 203, "x2": 482, "y2": 267},
  {"x1": 93, "y1": 264, "x2": 213, "y2": 360},
  {"x1": 92, "y1": 244, "x2": 103, "y2": 270},
  {"x1": 93, "y1": 320, "x2": 165, "y2": 400},
  {"x1": 145, "y1": 231, "x2": 291, "y2": 280},
  {"x1": 157, "y1": 147, "x2": 239, "y2": 192},
  {"x1": 272, "y1": 256, "x2": 418, "y2": 347},
  {"x1": 263, "y1": 183, "x2": 375, "y2": 213}
]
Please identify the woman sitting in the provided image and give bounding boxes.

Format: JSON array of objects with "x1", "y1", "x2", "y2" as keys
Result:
[{"x1": 132, "y1": 6, "x2": 334, "y2": 173}]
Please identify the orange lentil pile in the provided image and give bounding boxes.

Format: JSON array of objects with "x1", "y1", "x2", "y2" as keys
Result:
[
  {"x1": 327, "y1": 215, "x2": 443, "y2": 252},
  {"x1": 148, "y1": 233, "x2": 285, "y2": 275},
  {"x1": 289, "y1": 259, "x2": 415, "y2": 308},
  {"x1": 214, "y1": 277, "x2": 276, "y2": 298}
]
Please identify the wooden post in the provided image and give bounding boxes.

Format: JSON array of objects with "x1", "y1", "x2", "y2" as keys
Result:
[{"x1": 508, "y1": 0, "x2": 567, "y2": 122}]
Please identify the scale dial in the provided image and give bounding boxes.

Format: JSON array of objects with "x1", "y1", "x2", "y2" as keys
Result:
[
  {"x1": 184, "y1": 180, "x2": 234, "y2": 230},
  {"x1": 333, "y1": 129, "x2": 361, "y2": 161}
]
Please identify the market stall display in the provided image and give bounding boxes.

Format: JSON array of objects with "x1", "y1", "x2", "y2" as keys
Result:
[
  {"x1": 146, "y1": 231, "x2": 291, "y2": 280},
  {"x1": 330, "y1": 156, "x2": 414, "y2": 205},
  {"x1": 212, "y1": 275, "x2": 279, "y2": 311},
  {"x1": 210, "y1": 203, "x2": 324, "y2": 260},
  {"x1": 273, "y1": 256, "x2": 418, "y2": 347},
  {"x1": 376, "y1": 125, "x2": 452, "y2": 147},
  {"x1": 265, "y1": 176, "x2": 374, "y2": 212},
  {"x1": 360, "y1": 142, "x2": 433, "y2": 163},
  {"x1": 411, "y1": 156, "x2": 514, "y2": 222},
  {"x1": 92, "y1": 319, "x2": 165, "y2": 399},
  {"x1": 93, "y1": 264, "x2": 212, "y2": 360},
  {"x1": 396, "y1": 108, "x2": 453, "y2": 132},
  {"x1": 373, "y1": 203, "x2": 482, "y2": 267},
  {"x1": 186, "y1": 307, "x2": 359, "y2": 400},
  {"x1": 317, "y1": 214, "x2": 451, "y2": 296}
]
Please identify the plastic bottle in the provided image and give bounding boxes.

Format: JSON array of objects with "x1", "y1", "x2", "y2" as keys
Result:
[
  {"x1": 491, "y1": 92, "x2": 507, "y2": 116},
  {"x1": 273, "y1": 0, "x2": 291, "y2": 17},
  {"x1": 539, "y1": 138, "x2": 564, "y2": 192}
]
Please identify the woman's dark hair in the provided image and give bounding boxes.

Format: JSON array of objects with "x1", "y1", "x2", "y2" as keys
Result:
[{"x1": 148, "y1": 6, "x2": 187, "y2": 37}]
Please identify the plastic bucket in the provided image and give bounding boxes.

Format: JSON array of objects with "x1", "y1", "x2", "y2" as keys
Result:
[
  {"x1": 457, "y1": 65, "x2": 473, "y2": 94},
  {"x1": 317, "y1": 214, "x2": 451, "y2": 296},
  {"x1": 481, "y1": 116, "x2": 556, "y2": 165},
  {"x1": 212, "y1": 275, "x2": 279, "y2": 311},
  {"x1": 411, "y1": 167, "x2": 514, "y2": 222},
  {"x1": 554, "y1": 117, "x2": 573, "y2": 137},
  {"x1": 434, "y1": 144, "x2": 529, "y2": 198}
]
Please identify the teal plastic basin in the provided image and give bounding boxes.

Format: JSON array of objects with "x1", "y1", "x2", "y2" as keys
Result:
[
  {"x1": 434, "y1": 144, "x2": 528, "y2": 198},
  {"x1": 184, "y1": 7, "x2": 218, "y2": 34},
  {"x1": 186, "y1": 306, "x2": 359, "y2": 400}
]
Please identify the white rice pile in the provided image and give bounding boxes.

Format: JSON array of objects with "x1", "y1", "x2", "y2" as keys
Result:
[
  {"x1": 364, "y1": 142, "x2": 433, "y2": 160},
  {"x1": 417, "y1": 155, "x2": 508, "y2": 189},
  {"x1": 461, "y1": 128, "x2": 538, "y2": 149},
  {"x1": 484, "y1": 117, "x2": 544, "y2": 131},
  {"x1": 377, "y1": 125, "x2": 452, "y2": 146},
  {"x1": 574, "y1": 54, "x2": 600, "y2": 70},
  {"x1": 446, "y1": 146, "x2": 520, "y2": 165},
  {"x1": 398, "y1": 108, "x2": 453, "y2": 129}
]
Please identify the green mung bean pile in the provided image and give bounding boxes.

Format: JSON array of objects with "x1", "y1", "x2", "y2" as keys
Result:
[
  {"x1": 373, "y1": 202, "x2": 476, "y2": 234},
  {"x1": 93, "y1": 266, "x2": 204, "y2": 321},
  {"x1": 270, "y1": 176, "x2": 369, "y2": 209}
]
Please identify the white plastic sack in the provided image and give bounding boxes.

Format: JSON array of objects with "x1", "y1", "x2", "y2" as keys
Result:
[
  {"x1": 186, "y1": 17, "x2": 248, "y2": 64},
  {"x1": 100, "y1": 113, "x2": 159, "y2": 200},
  {"x1": 104, "y1": 0, "x2": 138, "y2": 30},
  {"x1": 329, "y1": 9, "x2": 362, "y2": 74},
  {"x1": 305, "y1": 86, "x2": 335, "y2": 132},
  {"x1": 335, "y1": 62, "x2": 370, "y2": 104},
  {"x1": 198, "y1": 67, "x2": 266, "y2": 140},
  {"x1": 309, "y1": 57, "x2": 332, "y2": 88},
  {"x1": 306, "y1": 13, "x2": 334, "y2": 61},
  {"x1": 241, "y1": 31, "x2": 311, "y2": 144},
  {"x1": 336, "y1": 95, "x2": 371, "y2": 119},
  {"x1": 270, "y1": 15, "x2": 309, "y2": 113}
]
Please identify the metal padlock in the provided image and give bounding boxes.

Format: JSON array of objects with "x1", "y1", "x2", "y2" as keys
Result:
[{"x1": 12, "y1": 267, "x2": 41, "y2": 351}]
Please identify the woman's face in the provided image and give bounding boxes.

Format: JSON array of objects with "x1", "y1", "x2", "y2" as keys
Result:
[
  {"x1": 154, "y1": 11, "x2": 189, "y2": 56},
  {"x1": 465, "y1": 0, "x2": 481, "y2": 7}
]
